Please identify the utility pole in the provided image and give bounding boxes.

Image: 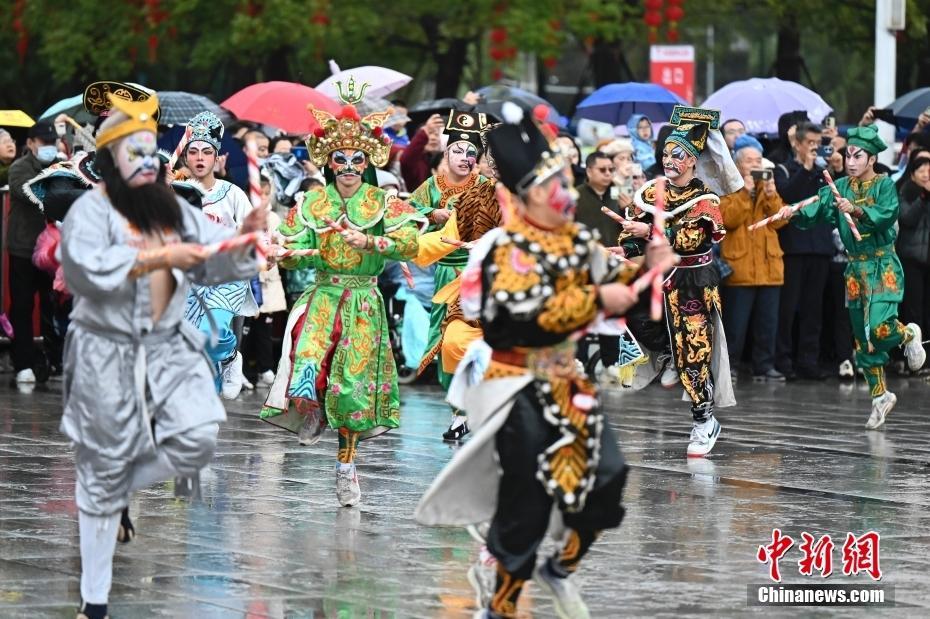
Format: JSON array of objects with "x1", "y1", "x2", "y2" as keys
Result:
[
  {"x1": 705, "y1": 25, "x2": 715, "y2": 101},
  {"x1": 874, "y1": 0, "x2": 904, "y2": 165}
]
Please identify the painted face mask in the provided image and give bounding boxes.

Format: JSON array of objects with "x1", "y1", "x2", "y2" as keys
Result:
[
  {"x1": 114, "y1": 130, "x2": 159, "y2": 187},
  {"x1": 447, "y1": 142, "x2": 478, "y2": 176},
  {"x1": 662, "y1": 143, "x2": 693, "y2": 180},
  {"x1": 185, "y1": 142, "x2": 217, "y2": 180},
  {"x1": 844, "y1": 145, "x2": 872, "y2": 178},
  {"x1": 546, "y1": 172, "x2": 578, "y2": 219},
  {"x1": 330, "y1": 149, "x2": 367, "y2": 178}
]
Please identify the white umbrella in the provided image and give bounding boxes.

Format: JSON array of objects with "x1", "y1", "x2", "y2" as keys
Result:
[{"x1": 317, "y1": 62, "x2": 413, "y2": 100}]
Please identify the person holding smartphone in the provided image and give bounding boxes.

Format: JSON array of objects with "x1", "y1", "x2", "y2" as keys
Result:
[{"x1": 719, "y1": 136, "x2": 787, "y2": 383}]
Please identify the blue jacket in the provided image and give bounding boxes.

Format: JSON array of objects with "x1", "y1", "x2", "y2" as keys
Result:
[{"x1": 626, "y1": 114, "x2": 656, "y2": 170}]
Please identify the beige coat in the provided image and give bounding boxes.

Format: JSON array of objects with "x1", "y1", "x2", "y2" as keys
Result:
[{"x1": 259, "y1": 211, "x2": 288, "y2": 314}]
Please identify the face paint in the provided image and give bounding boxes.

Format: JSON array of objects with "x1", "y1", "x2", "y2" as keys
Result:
[
  {"x1": 330, "y1": 149, "x2": 367, "y2": 178},
  {"x1": 844, "y1": 145, "x2": 872, "y2": 178},
  {"x1": 662, "y1": 143, "x2": 693, "y2": 180},
  {"x1": 186, "y1": 142, "x2": 217, "y2": 181},
  {"x1": 114, "y1": 130, "x2": 159, "y2": 187},
  {"x1": 546, "y1": 172, "x2": 577, "y2": 219},
  {"x1": 447, "y1": 142, "x2": 478, "y2": 176}
]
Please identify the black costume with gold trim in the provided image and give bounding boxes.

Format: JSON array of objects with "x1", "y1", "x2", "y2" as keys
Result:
[
  {"x1": 621, "y1": 177, "x2": 728, "y2": 420},
  {"x1": 477, "y1": 215, "x2": 634, "y2": 612}
]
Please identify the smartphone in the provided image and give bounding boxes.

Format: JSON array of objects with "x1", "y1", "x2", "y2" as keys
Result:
[
  {"x1": 817, "y1": 136, "x2": 834, "y2": 158},
  {"x1": 872, "y1": 108, "x2": 896, "y2": 123},
  {"x1": 924, "y1": 105, "x2": 930, "y2": 117},
  {"x1": 750, "y1": 169, "x2": 773, "y2": 182},
  {"x1": 291, "y1": 145, "x2": 309, "y2": 162},
  {"x1": 823, "y1": 116, "x2": 836, "y2": 129}
]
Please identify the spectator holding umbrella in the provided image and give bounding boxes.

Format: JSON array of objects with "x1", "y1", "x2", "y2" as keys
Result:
[
  {"x1": 719, "y1": 135, "x2": 786, "y2": 383},
  {"x1": 895, "y1": 153, "x2": 930, "y2": 373}
]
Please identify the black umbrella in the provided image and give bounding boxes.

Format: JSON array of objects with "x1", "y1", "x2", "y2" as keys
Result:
[
  {"x1": 157, "y1": 91, "x2": 234, "y2": 126},
  {"x1": 407, "y1": 97, "x2": 465, "y2": 127},
  {"x1": 888, "y1": 87, "x2": 930, "y2": 123}
]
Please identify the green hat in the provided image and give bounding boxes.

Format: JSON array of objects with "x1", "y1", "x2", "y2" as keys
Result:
[
  {"x1": 665, "y1": 122, "x2": 709, "y2": 158},
  {"x1": 846, "y1": 124, "x2": 887, "y2": 155}
]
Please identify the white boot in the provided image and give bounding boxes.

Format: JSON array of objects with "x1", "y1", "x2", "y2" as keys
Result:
[{"x1": 335, "y1": 463, "x2": 361, "y2": 507}]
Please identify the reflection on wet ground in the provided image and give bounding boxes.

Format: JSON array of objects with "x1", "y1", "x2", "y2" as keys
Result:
[{"x1": 1, "y1": 374, "x2": 929, "y2": 617}]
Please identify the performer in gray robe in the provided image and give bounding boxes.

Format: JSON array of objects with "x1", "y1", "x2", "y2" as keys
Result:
[{"x1": 59, "y1": 92, "x2": 264, "y2": 619}]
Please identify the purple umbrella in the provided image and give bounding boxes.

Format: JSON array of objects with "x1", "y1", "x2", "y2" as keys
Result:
[
  {"x1": 575, "y1": 82, "x2": 686, "y2": 126},
  {"x1": 701, "y1": 77, "x2": 832, "y2": 135}
]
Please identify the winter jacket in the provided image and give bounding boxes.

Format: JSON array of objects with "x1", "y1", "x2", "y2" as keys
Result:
[
  {"x1": 7, "y1": 152, "x2": 50, "y2": 259},
  {"x1": 774, "y1": 158, "x2": 833, "y2": 256},
  {"x1": 626, "y1": 114, "x2": 656, "y2": 170},
  {"x1": 720, "y1": 183, "x2": 787, "y2": 286},
  {"x1": 400, "y1": 129, "x2": 432, "y2": 192},
  {"x1": 574, "y1": 182, "x2": 621, "y2": 245},
  {"x1": 896, "y1": 182, "x2": 930, "y2": 265}
]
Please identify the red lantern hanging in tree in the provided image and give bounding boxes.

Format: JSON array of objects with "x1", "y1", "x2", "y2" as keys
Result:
[
  {"x1": 665, "y1": 0, "x2": 685, "y2": 43},
  {"x1": 643, "y1": 0, "x2": 664, "y2": 44},
  {"x1": 12, "y1": 0, "x2": 28, "y2": 63}
]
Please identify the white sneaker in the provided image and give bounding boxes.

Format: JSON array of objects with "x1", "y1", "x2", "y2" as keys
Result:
[
  {"x1": 15, "y1": 369, "x2": 36, "y2": 384},
  {"x1": 838, "y1": 359, "x2": 855, "y2": 379},
  {"x1": 597, "y1": 363, "x2": 620, "y2": 386},
  {"x1": 865, "y1": 392, "x2": 896, "y2": 430},
  {"x1": 335, "y1": 463, "x2": 361, "y2": 507},
  {"x1": 904, "y1": 323, "x2": 926, "y2": 371},
  {"x1": 660, "y1": 361, "x2": 680, "y2": 388},
  {"x1": 220, "y1": 353, "x2": 244, "y2": 400},
  {"x1": 241, "y1": 376, "x2": 254, "y2": 391},
  {"x1": 533, "y1": 561, "x2": 590, "y2": 619},
  {"x1": 467, "y1": 558, "x2": 497, "y2": 610},
  {"x1": 258, "y1": 370, "x2": 275, "y2": 385},
  {"x1": 687, "y1": 416, "x2": 721, "y2": 457}
]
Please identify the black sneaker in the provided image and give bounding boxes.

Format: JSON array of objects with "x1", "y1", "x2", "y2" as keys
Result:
[{"x1": 442, "y1": 420, "x2": 470, "y2": 441}]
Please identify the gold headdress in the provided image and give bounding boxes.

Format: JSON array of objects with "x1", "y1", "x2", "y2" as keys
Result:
[
  {"x1": 306, "y1": 77, "x2": 392, "y2": 167},
  {"x1": 96, "y1": 93, "x2": 159, "y2": 149}
]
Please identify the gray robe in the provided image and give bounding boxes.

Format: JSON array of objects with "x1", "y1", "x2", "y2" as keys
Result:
[{"x1": 59, "y1": 189, "x2": 256, "y2": 514}]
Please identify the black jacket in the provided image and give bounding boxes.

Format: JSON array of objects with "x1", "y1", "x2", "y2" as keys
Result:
[
  {"x1": 6, "y1": 152, "x2": 51, "y2": 259},
  {"x1": 897, "y1": 183, "x2": 930, "y2": 265},
  {"x1": 774, "y1": 158, "x2": 833, "y2": 256},
  {"x1": 574, "y1": 183, "x2": 621, "y2": 245}
]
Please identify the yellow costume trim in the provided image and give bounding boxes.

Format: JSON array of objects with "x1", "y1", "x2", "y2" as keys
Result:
[{"x1": 96, "y1": 93, "x2": 159, "y2": 148}]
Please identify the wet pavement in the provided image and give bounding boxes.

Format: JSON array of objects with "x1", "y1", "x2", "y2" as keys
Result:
[{"x1": 2, "y1": 373, "x2": 930, "y2": 618}]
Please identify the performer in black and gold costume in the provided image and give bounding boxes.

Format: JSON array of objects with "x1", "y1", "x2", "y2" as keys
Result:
[
  {"x1": 618, "y1": 107, "x2": 739, "y2": 457},
  {"x1": 416, "y1": 105, "x2": 675, "y2": 619}
]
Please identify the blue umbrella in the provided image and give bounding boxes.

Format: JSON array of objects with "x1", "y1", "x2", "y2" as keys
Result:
[
  {"x1": 39, "y1": 94, "x2": 86, "y2": 121},
  {"x1": 576, "y1": 82, "x2": 685, "y2": 126}
]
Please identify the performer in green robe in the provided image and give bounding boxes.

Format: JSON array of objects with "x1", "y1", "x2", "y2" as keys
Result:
[
  {"x1": 779, "y1": 125, "x2": 925, "y2": 429},
  {"x1": 408, "y1": 110, "x2": 490, "y2": 392},
  {"x1": 260, "y1": 100, "x2": 426, "y2": 507}
]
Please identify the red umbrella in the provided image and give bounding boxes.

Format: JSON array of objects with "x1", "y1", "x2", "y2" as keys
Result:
[{"x1": 221, "y1": 81, "x2": 341, "y2": 134}]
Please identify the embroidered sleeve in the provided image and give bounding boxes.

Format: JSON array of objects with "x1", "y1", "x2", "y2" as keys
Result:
[
  {"x1": 412, "y1": 212, "x2": 459, "y2": 267},
  {"x1": 855, "y1": 177, "x2": 899, "y2": 233}
]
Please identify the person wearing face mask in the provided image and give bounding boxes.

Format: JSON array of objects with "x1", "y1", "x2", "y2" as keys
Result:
[
  {"x1": 59, "y1": 92, "x2": 264, "y2": 619},
  {"x1": 618, "y1": 107, "x2": 742, "y2": 457},
  {"x1": 776, "y1": 125, "x2": 926, "y2": 429},
  {"x1": 178, "y1": 111, "x2": 257, "y2": 400},
  {"x1": 408, "y1": 111, "x2": 492, "y2": 404},
  {"x1": 417, "y1": 105, "x2": 677, "y2": 619},
  {"x1": 6, "y1": 119, "x2": 65, "y2": 385},
  {"x1": 260, "y1": 99, "x2": 427, "y2": 507}
]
